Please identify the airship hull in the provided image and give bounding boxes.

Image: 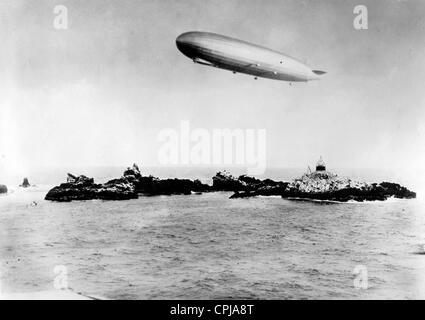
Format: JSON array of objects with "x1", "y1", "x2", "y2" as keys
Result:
[{"x1": 176, "y1": 32, "x2": 324, "y2": 82}]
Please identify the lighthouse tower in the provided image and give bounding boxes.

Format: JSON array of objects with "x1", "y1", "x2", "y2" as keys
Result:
[{"x1": 316, "y1": 156, "x2": 326, "y2": 172}]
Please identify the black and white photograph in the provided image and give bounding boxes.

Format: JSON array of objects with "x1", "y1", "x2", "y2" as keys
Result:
[{"x1": 1, "y1": 0, "x2": 425, "y2": 305}]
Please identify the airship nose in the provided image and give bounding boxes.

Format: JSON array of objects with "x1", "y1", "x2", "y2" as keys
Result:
[
  {"x1": 176, "y1": 33, "x2": 189, "y2": 51},
  {"x1": 176, "y1": 32, "x2": 198, "y2": 58},
  {"x1": 176, "y1": 33, "x2": 187, "y2": 45},
  {"x1": 176, "y1": 32, "x2": 195, "y2": 46}
]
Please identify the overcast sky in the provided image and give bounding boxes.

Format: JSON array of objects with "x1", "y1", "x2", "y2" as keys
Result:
[{"x1": 1, "y1": 0, "x2": 424, "y2": 178}]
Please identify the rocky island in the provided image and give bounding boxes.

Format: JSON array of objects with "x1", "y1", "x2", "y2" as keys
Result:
[
  {"x1": 45, "y1": 158, "x2": 416, "y2": 203},
  {"x1": 229, "y1": 157, "x2": 416, "y2": 202},
  {"x1": 281, "y1": 171, "x2": 415, "y2": 202},
  {"x1": 45, "y1": 164, "x2": 212, "y2": 202},
  {"x1": 19, "y1": 178, "x2": 31, "y2": 188}
]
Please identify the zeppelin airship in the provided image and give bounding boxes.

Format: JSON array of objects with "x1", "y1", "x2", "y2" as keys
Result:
[{"x1": 176, "y1": 31, "x2": 326, "y2": 82}]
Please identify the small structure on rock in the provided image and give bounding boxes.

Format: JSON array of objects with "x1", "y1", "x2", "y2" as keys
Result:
[{"x1": 316, "y1": 156, "x2": 326, "y2": 172}]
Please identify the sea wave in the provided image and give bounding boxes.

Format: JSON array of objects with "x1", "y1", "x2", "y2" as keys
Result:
[{"x1": 1, "y1": 188, "x2": 424, "y2": 299}]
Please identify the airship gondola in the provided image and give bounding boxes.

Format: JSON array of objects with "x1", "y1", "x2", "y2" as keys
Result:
[{"x1": 176, "y1": 31, "x2": 326, "y2": 82}]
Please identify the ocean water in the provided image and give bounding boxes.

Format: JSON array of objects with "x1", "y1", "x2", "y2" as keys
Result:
[{"x1": 1, "y1": 168, "x2": 425, "y2": 299}]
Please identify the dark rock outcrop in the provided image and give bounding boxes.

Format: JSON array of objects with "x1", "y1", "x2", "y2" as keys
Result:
[
  {"x1": 212, "y1": 171, "x2": 247, "y2": 191},
  {"x1": 0, "y1": 184, "x2": 7, "y2": 194},
  {"x1": 135, "y1": 176, "x2": 211, "y2": 195},
  {"x1": 212, "y1": 171, "x2": 288, "y2": 198},
  {"x1": 20, "y1": 178, "x2": 31, "y2": 188},
  {"x1": 120, "y1": 164, "x2": 210, "y2": 195},
  {"x1": 379, "y1": 182, "x2": 416, "y2": 199}
]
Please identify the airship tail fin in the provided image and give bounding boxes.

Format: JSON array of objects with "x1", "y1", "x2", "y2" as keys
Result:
[{"x1": 313, "y1": 70, "x2": 327, "y2": 75}]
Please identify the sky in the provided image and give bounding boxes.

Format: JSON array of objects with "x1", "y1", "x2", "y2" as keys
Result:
[{"x1": 1, "y1": 0, "x2": 425, "y2": 180}]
